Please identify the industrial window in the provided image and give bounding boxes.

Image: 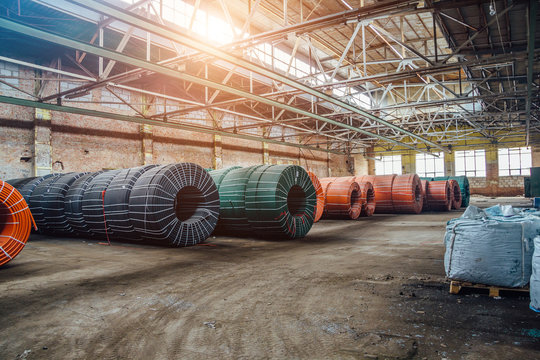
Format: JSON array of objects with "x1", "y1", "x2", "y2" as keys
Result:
[
  {"x1": 375, "y1": 155, "x2": 402, "y2": 175},
  {"x1": 498, "y1": 147, "x2": 531, "y2": 176},
  {"x1": 455, "y1": 150, "x2": 486, "y2": 177},
  {"x1": 416, "y1": 152, "x2": 444, "y2": 177}
]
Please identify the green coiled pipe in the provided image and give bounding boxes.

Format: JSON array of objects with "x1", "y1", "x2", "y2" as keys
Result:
[
  {"x1": 211, "y1": 165, "x2": 263, "y2": 234},
  {"x1": 208, "y1": 166, "x2": 241, "y2": 190},
  {"x1": 245, "y1": 165, "x2": 316, "y2": 239},
  {"x1": 210, "y1": 165, "x2": 316, "y2": 239}
]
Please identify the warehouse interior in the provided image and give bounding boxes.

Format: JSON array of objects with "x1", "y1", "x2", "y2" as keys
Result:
[{"x1": 1, "y1": 0, "x2": 540, "y2": 358}]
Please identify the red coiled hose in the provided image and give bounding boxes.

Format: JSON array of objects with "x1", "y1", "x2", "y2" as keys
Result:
[
  {"x1": 449, "y1": 179, "x2": 462, "y2": 210},
  {"x1": 320, "y1": 177, "x2": 362, "y2": 219},
  {"x1": 362, "y1": 174, "x2": 396, "y2": 213},
  {"x1": 307, "y1": 171, "x2": 324, "y2": 223},
  {"x1": 0, "y1": 180, "x2": 36, "y2": 267},
  {"x1": 420, "y1": 180, "x2": 429, "y2": 210},
  {"x1": 319, "y1": 177, "x2": 336, "y2": 216},
  {"x1": 357, "y1": 179, "x2": 375, "y2": 217},
  {"x1": 392, "y1": 174, "x2": 423, "y2": 214},
  {"x1": 426, "y1": 180, "x2": 452, "y2": 211}
]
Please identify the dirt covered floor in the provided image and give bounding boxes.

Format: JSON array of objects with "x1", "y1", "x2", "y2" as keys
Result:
[{"x1": 1, "y1": 197, "x2": 539, "y2": 359}]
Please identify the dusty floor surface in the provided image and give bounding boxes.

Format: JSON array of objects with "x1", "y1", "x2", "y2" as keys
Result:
[{"x1": 1, "y1": 197, "x2": 539, "y2": 359}]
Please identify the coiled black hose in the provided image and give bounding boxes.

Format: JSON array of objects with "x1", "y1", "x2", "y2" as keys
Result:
[{"x1": 129, "y1": 163, "x2": 220, "y2": 246}]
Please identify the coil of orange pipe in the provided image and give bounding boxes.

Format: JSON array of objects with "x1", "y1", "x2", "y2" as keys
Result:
[
  {"x1": 345, "y1": 176, "x2": 375, "y2": 217},
  {"x1": 420, "y1": 180, "x2": 429, "y2": 211},
  {"x1": 307, "y1": 171, "x2": 324, "y2": 223},
  {"x1": 391, "y1": 174, "x2": 423, "y2": 214},
  {"x1": 362, "y1": 174, "x2": 396, "y2": 213},
  {"x1": 319, "y1": 177, "x2": 336, "y2": 217},
  {"x1": 321, "y1": 177, "x2": 362, "y2": 219},
  {"x1": 426, "y1": 180, "x2": 452, "y2": 211},
  {"x1": 357, "y1": 179, "x2": 376, "y2": 217},
  {"x1": 449, "y1": 179, "x2": 462, "y2": 210},
  {"x1": 0, "y1": 180, "x2": 36, "y2": 267}
]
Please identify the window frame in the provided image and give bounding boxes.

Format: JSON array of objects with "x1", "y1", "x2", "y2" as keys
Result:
[
  {"x1": 375, "y1": 155, "x2": 402, "y2": 175},
  {"x1": 454, "y1": 149, "x2": 486, "y2": 177},
  {"x1": 498, "y1": 147, "x2": 531, "y2": 176},
  {"x1": 415, "y1": 152, "x2": 445, "y2": 178}
]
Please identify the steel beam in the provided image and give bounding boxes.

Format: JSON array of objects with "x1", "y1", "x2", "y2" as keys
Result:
[
  {"x1": 65, "y1": 0, "x2": 447, "y2": 152},
  {"x1": 0, "y1": 16, "x2": 437, "y2": 154},
  {"x1": 0, "y1": 95, "x2": 344, "y2": 154}
]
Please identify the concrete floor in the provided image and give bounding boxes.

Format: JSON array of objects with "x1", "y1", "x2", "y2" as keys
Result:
[{"x1": 1, "y1": 197, "x2": 539, "y2": 359}]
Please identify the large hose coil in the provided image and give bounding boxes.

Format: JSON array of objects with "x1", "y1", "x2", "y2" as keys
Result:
[
  {"x1": 40, "y1": 172, "x2": 87, "y2": 235},
  {"x1": 210, "y1": 165, "x2": 316, "y2": 238},
  {"x1": 426, "y1": 180, "x2": 452, "y2": 211},
  {"x1": 354, "y1": 176, "x2": 376, "y2": 217},
  {"x1": 420, "y1": 180, "x2": 429, "y2": 210},
  {"x1": 64, "y1": 171, "x2": 104, "y2": 235},
  {"x1": 319, "y1": 177, "x2": 336, "y2": 216},
  {"x1": 18, "y1": 174, "x2": 56, "y2": 203},
  {"x1": 210, "y1": 165, "x2": 263, "y2": 234},
  {"x1": 391, "y1": 174, "x2": 423, "y2": 214},
  {"x1": 129, "y1": 163, "x2": 220, "y2": 246},
  {"x1": 82, "y1": 170, "x2": 122, "y2": 238},
  {"x1": 6, "y1": 177, "x2": 38, "y2": 190},
  {"x1": 320, "y1": 177, "x2": 362, "y2": 220},
  {"x1": 307, "y1": 171, "x2": 324, "y2": 223},
  {"x1": 449, "y1": 179, "x2": 462, "y2": 210},
  {"x1": 0, "y1": 181, "x2": 35, "y2": 267},
  {"x1": 424, "y1": 176, "x2": 470, "y2": 208},
  {"x1": 362, "y1": 174, "x2": 396, "y2": 213},
  {"x1": 245, "y1": 165, "x2": 316, "y2": 238},
  {"x1": 209, "y1": 166, "x2": 241, "y2": 191},
  {"x1": 103, "y1": 165, "x2": 157, "y2": 240},
  {"x1": 28, "y1": 174, "x2": 62, "y2": 233}
]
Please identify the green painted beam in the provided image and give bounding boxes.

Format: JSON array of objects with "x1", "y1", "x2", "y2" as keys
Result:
[
  {"x1": 0, "y1": 95, "x2": 345, "y2": 155},
  {"x1": 65, "y1": 0, "x2": 448, "y2": 153}
]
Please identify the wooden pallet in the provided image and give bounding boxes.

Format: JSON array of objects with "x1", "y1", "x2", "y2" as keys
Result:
[{"x1": 449, "y1": 280, "x2": 529, "y2": 297}]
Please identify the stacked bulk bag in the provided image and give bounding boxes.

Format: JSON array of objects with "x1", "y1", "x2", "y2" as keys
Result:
[
  {"x1": 531, "y1": 237, "x2": 540, "y2": 312},
  {"x1": 444, "y1": 205, "x2": 540, "y2": 288}
]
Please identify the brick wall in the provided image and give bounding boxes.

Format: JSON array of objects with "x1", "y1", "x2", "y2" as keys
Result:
[{"x1": 0, "y1": 61, "x2": 348, "y2": 180}]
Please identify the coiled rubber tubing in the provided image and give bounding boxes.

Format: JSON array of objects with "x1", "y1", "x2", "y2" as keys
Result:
[
  {"x1": 129, "y1": 163, "x2": 220, "y2": 246},
  {"x1": 18, "y1": 174, "x2": 56, "y2": 203},
  {"x1": 320, "y1": 177, "x2": 362, "y2": 220},
  {"x1": 209, "y1": 165, "x2": 260, "y2": 234},
  {"x1": 426, "y1": 180, "x2": 452, "y2": 211},
  {"x1": 354, "y1": 176, "x2": 376, "y2": 217},
  {"x1": 423, "y1": 176, "x2": 470, "y2": 207},
  {"x1": 449, "y1": 179, "x2": 462, "y2": 210},
  {"x1": 64, "y1": 171, "x2": 104, "y2": 235},
  {"x1": 307, "y1": 171, "x2": 324, "y2": 222},
  {"x1": 245, "y1": 165, "x2": 316, "y2": 238},
  {"x1": 420, "y1": 180, "x2": 429, "y2": 210},
  {"x1": 362, "y1": 174, "x2": 396, "y2": 213},
  {"x1": 81, "y1": 170, "x2": 122, "y2": 238},
  {"x1": 0, "y1": 181, "x2": 35, "y2": 267},
  {"x1": 40, "y1": 172, "x2": 87, "y2": 235},
  {"x1": 103, "y1": 165, "x2": 157, "y2": 240},
  {"x1": 391, "y1": 174, "x2": 423, "y2": 214},
  {"x1": 28, "y1": 174, "x2": 63, "y2": 233}
]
